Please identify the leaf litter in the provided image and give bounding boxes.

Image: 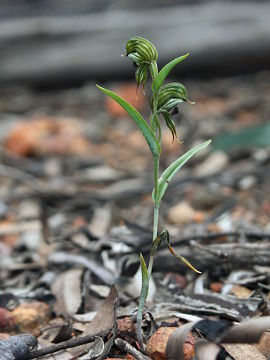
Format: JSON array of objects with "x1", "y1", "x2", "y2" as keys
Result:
[{"x1": 0, "y1": 73, "x2": 269, "y2": 359}]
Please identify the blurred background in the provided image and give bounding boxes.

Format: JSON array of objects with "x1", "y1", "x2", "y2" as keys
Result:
[
  {"x1": 0, "y1": 0, "x2": 270, "y2": 85},
  {"x1": 1, "y1": 2, "x2": 270, "y2": 346},
  {"x1": 0, "y1": 0, "x2": 270, "y2": 262}
]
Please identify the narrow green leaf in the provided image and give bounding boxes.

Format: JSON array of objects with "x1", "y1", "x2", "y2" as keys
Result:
[
  {"x1": 137, "y1": 253, "x2": 149, "y2": 350},
  {"x1": 153, "y1": 140, "x2": 211, "y2": 204},
  {"x1": 97, "y1": 85, "x2": 161, "y2": 158},
  {"x1": 152, "y1": 53, "x2": 189, "y2": 92}
]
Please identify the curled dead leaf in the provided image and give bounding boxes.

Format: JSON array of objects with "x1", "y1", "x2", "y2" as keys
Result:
[{"x1": 166, "y1": 317, "x2": 270, "y2": 360}]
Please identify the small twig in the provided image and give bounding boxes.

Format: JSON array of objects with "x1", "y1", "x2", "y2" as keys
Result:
[
  {"x1": 114, "y1": 338, "x2": 151, "y2": 360},
  {"x1": 22, "y1": 329, "x2": 111, "y2": 359},
  {"x1": 190, "y1": 240, "x2": 228, "y2": 258},
  {"x1": 173, "y1": 231, "x2": 270, "y2": 245}
]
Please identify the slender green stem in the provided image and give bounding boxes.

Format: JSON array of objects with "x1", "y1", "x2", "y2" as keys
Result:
[
  {"x1": 148, "y1": 204, "x2": 159, "y2": 276},
  {"x1": 148, "y1": 92, "x2": 160, "y2": 277},
  {"x1": 153, "y1": 157, "x2": 159, "y2": 211},
  {"x1": 148, "y1": 156, "x2": 160, "y2": 277},
  {"x1": 136, "y1": 60, "x2": 160, "y2": 350}
]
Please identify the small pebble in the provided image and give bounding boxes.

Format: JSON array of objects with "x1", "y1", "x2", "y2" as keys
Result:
[
  {"x1": 194, "y1": 151, "x2": 229, "y2": 177},
  {"x1": 168, "y1": 202, "x2": 196, "y2": 225},
  {"x1": 146, "y1": 327, "x2": 195, "y2": 360},
  {"x1": 238, "y1": 175, "x2": 256, "y2": 190},
  {"x1": 12, "y1": 302, "x2": 50, "y2": 336}
]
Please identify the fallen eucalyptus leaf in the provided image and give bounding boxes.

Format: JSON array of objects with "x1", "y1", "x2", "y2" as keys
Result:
[
  {"x1": 51, "y1": 268, "x2": 83, "y2": 318},
  {"x1": 83, "y1": 285, "x2": 118, "y2": 336}
]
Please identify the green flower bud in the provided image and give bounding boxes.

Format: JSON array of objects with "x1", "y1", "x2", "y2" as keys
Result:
[
  {"x1": 151, "y1": 82, "x2": 194, "y2": 142},
  {"x1": 157, "y1": 82, "x2": 191, "y2": 112},
  {"x1": 126, "y1": 36, "x2": 158, "y2": 65},
  {"x1": 125, "y1": 36, "x2": 158, "y2": 90}
]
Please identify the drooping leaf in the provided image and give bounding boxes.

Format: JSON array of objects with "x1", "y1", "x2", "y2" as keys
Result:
[
  {"x1": 97, "y1": 85, "x2": 161, "y2": 159},
  {"x1": 136, "y1": 253, "x2": 149, "y2": 350},
  {"x1": 152, "y1": 53, "x2": 189, "y2": 92},
  {"x1": 153, "y1": 140, "x2": 211, "y2": 205},
  {"x1": 156, "y1": 230, "x2": 201, "y2": 274}
]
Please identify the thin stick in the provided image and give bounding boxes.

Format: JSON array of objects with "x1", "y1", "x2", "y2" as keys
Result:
[
  {"x1": 114, "y1": 338, "x2": 151, "y2": 360},
  {"x1": 22, "y1": 330, "x2": 111, "y2": 359}
]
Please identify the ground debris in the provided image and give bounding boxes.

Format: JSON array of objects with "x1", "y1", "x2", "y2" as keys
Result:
[
  {"x1": 0, "y1": 72, "x2": 270, "y2": 359},
  {"x1": 0, "y1": 334, "x2": 37, "y2": 360}
]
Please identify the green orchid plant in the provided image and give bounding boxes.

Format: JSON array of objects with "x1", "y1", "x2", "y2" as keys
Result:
[{"x1": 97, "y1": 36, "x2": 211, "y2": 349}]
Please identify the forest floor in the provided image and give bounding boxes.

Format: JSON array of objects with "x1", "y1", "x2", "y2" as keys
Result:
[{"x1": 0, "y1": 71, "x2": 270, "y2": 360}]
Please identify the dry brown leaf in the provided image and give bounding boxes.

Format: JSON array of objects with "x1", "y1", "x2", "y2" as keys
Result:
[
  {"x1": 69, "y1": 286, "x2": 118, "y2": 357},
  {"x1": 83, "y1": 285, "x2": 118, "y2": 336},
  {"x1": 51, "y1": 268, "x2": 83, "y2": 318}
]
